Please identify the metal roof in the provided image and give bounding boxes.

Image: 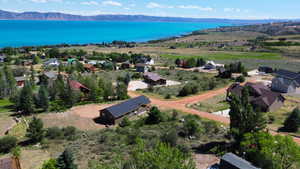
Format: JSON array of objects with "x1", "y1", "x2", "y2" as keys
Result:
[
  {"x1": 221, "y1": 153, "x2": 260, "y2": 169},
  {"x1": 276, "y1": 69, "x2": 300, "y2": 80},
  {"x1": 102, "y1": 95, "x2": 150, "y2": 118}
]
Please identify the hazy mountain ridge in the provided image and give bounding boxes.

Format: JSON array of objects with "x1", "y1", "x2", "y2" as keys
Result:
[{"x1": 0, "y1": 10, "x2": 298, "y2": 24}]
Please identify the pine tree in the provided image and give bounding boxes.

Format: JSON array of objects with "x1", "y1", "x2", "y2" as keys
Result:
[
  {"x1": 26, "y1": 117, "x2": 44, "y2": 143},
  {"x1": 56, "y1": 148, "x2": 77, "y2": 169},
  {"x1": 3, "y1": 65, "x2": 16, "y2": 97},
  {"x1": 283, "y1": 108, "x2": 300, "y2": 132},
  {"x1": 30, "y1": 65, "x2": 35, "y2": 87},
  {"x1": 229, "y1": 87, "x2": 266, "y2": 141},
  {"x1": 116, "y1": 82, "x2": 128, "y2": 100},
  {"x1": 18, "y1": 81, "x2": 35, "y2": 114},
  {"x1": 103, "y1": 81, "x2": 114, "y2": 101},
  {"x1": 37, "y1": 85, "x2": 49, "y2": 112}
]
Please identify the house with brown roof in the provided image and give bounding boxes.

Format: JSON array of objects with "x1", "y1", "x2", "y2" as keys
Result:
[
  {"x1": 143, "y1": 72, "x2": 167, "y2": 86},
  {"x1": 227, "y1": 82, "x2": 285, "y2": 112},
  {"x1": 0, "y1": 157, "x2": 22, "y2": 169},
  {"x1": 69, "y1": 80, "x2": 90, "y2": 94},
  {"x1": 84, "y1": 64, "x2": 96, "y2": 72}
]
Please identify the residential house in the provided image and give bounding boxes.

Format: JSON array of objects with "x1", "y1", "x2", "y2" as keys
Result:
[
  {"x1": 0, "y1": 54, "x2": 6, "y2": 63},
  {"x1": 67, "y1": 58, "x2": 77, "y2": 65},
  {"x1": 143, "y1": 72, "x2": 167, "y2": 86},
  {"x1": 44, "y1": 58, "x2": 60, "y2": 67},
  {"x1": 84, "y1": 64, "x2": 96, "y2": 72},
  {"x1": 0, "y1": 157, "x2": 22, "y2": 169},
  {"x1": 204, "y1": 61, "x2": 217, "y2": 70},
  {"x1": 135, "y1": 63, "x2": 149, "y2": 73},
  {"x1": 219, "y1": 153, "x2": 260, "y2": 169},
  {"x1": 69, "y1": 80, "x2": 90, "y2": 94},
  {"x1": 227, "y1": 82, "x2": 285, "y2": 112},
  {"x1": 39, "y1": 71, "x2": 58, "y2": 86},
  {"x1": 99, "y1": 96, "x2": 151, "y2": 124},
  {"x1": 15, "y1": 76, "x2": 26, "y2": 87},
  {"x1": 271, "y1": 69, "x2": 300, "y2": 93}
]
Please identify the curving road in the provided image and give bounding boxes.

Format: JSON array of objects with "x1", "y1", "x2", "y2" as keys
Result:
[{"x1": 128, "y1": 87, "x2": 300, "y2": 144}]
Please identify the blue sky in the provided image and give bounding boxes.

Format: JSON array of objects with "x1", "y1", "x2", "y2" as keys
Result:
[{"x1": 0, "y1": 0, "x2": 299, "y2": 19}]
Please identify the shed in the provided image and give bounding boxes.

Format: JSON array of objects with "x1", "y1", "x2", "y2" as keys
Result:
[{"x1": 100, "y1": 96, "x2": 150, "y2": 124}]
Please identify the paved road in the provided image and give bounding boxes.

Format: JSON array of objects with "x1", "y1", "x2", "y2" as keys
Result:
[{"x1": 129, "y1": 86, "x2": 300, "y2": 144}]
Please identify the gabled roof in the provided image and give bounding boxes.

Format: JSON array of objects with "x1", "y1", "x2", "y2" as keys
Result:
[
  {"x1": 221, "y1": 153, "x2": 260, "y2": 169},
  {"x1": 135, "y1": 63, "x2": 147, "y2": 67},
  {"x1": 44, "y1": 58, "x2": 59, "y2": 65},
  {"x1": 102, "y1": 96, "x2": 150, "y2": 118},
  {"x1": 144, "y1": 72, "x2": 165, "y2": 82},
  {"x1": 69, "y1": 80, "x2": 90, "y2": 91},
  {"x1": 228, "y1": 82, "x2": 284, "y2": 109},
  {"x1": 44, "y1": 71, "x2": 57, "y2": 79},
  {"x1": 275, "y1": 69, "x2": 300, "y2": 84}
]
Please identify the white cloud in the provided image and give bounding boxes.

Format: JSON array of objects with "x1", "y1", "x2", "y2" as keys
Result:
[
  {"x1": 81, "y1": 1, "x2": 99, "y2": 5},
  {"x1": 146, "y1": 2, "x2": 173, "y2": 9},
  {"x1": 30, "y1": 0, "x2": 62, "y2": 3},
  {"x1": 224, "y1": 8, "x2": 241, "y2": 12},
  {"x1": 102, "y1": 1, "x2": 122, "y2": 7},
  {"x1": 178, "y1": 5, "x2": 213, "y2": 11}
]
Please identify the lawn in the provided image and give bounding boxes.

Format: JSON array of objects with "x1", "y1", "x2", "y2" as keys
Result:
[
  {"x1": 0, "y1": 99, "x2": 16, "y2": 136},
  {"x1": 189, "y1": 94, "x2": 230, "y2": 113},
  {"x1": 268, "y1": 96, "x2": 300, "y2": 135}
]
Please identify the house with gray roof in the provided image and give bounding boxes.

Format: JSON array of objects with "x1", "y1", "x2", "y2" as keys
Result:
[
  {"x1": 271, "y1": 69, "x2": 300, "y2": 93},
  {"x1": 99, "y1": 96, "x2": 151, "y2": 124},
  {"x1": 143, "y1": 72, "x2": 166, "y2": 85},
  {"x1": 219, "y1": 153, "x2": 260, "y2": 169},
  {"x1": 44, "y1": 58, "x2": 60, "y2": 67}
]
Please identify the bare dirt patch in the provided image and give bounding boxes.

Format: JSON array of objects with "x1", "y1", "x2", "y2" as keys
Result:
[
  {"x1": 194, "y1": 154, "x2": 219, "y2": 169},
  {"x1": 38, "y1": 104, "x2": 113, "y2": 131}
]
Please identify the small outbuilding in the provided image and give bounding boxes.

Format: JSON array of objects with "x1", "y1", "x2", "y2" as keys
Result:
[
  {"x1": 258, "y1": 66, "x2": 273, "y2": 73},
  {"x1": 219, "y1": 153, "x2": 260, "y2": 169},
  {"x1": 271, "y1": 69, "x2": 300, "y2": 93},
  {"x1": 15, "y1": 76, "x2": 26, "y2": 87},
  {"x1": 99, "y1": 95, "x2": 151, "y2": 125},
  {"x1": 69, "y1": 80, "x2": 90, "y2": 94}
]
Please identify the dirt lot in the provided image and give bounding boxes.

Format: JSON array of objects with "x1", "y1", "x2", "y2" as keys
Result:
[
  {"x1": 194, "y1": 154, "x2": 219, "y2": 169},
  {"x1": 38, "y1": 104, "x2": 114, "y2": 131},
  {"x1": 20, "y1": 149, "x2": 51, "y2": 169}
]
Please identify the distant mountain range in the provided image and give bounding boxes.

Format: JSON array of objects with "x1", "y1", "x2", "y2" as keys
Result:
[{"x1": 0, "y1": 10, "x2": 299, "y2": 24}]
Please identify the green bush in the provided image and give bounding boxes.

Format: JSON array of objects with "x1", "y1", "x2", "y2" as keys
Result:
[
  {"x1": 236, "y1": 76, "x2": 245, "y2": 83},
  {"x1": 46, "y1": 127, "x2": 64, "y2": 140},
  {"x1": 0, "y1": 136, "x2": 18, "y2": 153},
  {"x1": 119, "y1": 117, "x2": 132, "y2": 127},
  {"x1": 283, "y1": 108, "x2": 300, "y2": 132}
]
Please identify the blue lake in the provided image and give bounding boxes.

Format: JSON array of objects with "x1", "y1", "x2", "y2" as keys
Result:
[{"x1": 0, "y1": 20, "x2": 230, "y2": 47}]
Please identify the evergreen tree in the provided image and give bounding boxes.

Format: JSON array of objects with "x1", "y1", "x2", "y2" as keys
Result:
[
  {"x1": 229, "y1": 87, "x2": 266, "y2": 141},
  {"x1": 26, "y1": 117, "x2": 44, "y2": 143},
  {"x1": 56, "y1": 148, "x2": 77, "y2": 169},
  {"x1": 116, "y1": 82, "x2": 128, "y2": 100},
  {"x1": 196, "y1": 58, "x2": 206, "y2": 67},
  {"x1": 37, "y1": 85, "x2": 49, "y2": 112},
  {"x1": 18, "y1": 81, "x2": 35, "y2": 114},
  {"x1": 103, "y1": 81, "x2": 114, "y2": 101},
  {"x1": 283, "y1": 108, "x2": 300, "y2": 132},
  {"x1": 146, "y1": 107, "x2": 166, "y2": 124},
  {"x1": 3, "y1": 65, "x2": 16, "y2": 97},
  {"x1": 41, "y1": 159, "x2": 58, "y2": 169},
  {"x1": 32, "y1": 55, "x2": 40, "y2": 65},
  {"x1": 30, "y1": 65, "x2": 35, "y2": 87},
  {"x1": 62, "y1": 81, "x2": 79, "y2": 108}
]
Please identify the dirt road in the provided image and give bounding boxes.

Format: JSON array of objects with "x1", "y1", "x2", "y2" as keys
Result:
[{"x1": 129, "y1": 87, "x2": 300, "y2": 144}]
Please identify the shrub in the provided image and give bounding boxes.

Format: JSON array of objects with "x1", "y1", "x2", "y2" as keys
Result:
[
  {"x1": 236, "y1": 76, "x2": 245, "y2": 83},
  {"x1": 161, "y1": 130, "x2": 178, "y2": 147},
  {"x1": 62, "y1": 126, "x2": 77, "y2": 140},
  {"x1": 0, "y1": 136, "x2": 18, "y2": 153},
  {"x1": 119, "y1": 117, "x2": 132, "y2": 127},
  {"x1": 26, "y1": 117, "x2": 45, "y2": 143},
  {"x1": 46, "y1": 127, "x2": 64, "y2": 140},
  {"x1": 146, "y1": 107, "x2": 167, "y2": 125},
  {"x1": 164, "y1": 94, "x2": 172, "y2": 99}
]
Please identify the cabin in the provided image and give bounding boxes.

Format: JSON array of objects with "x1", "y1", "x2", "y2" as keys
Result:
[
  {"x1": 135, "y1": 63, "x2": 149, "y2": 73},
  {"x1": 0, "y1": 157, "x2": 22, "y2": 169},
  {"x1": 204, "y1": 61, "x2": 217, "y2": 70},
  {"x1": 271, "y1": 69, "x2": 300, "y2": 93},
  {"x1": 100, "y1": 96, "x2": 151, "y2": 125},
  {"x1": 227, "y1": 82, "x2": 285, "y2": 112},
  {"x1": 39, "y1": 71, "x2": 58, "y2": 86},
  {"x1": 15, "y1": 76, "x2": 26, "y2": 87},
  {"x1": 44, "y1": 58, "x2": 60, "y2": 67},
  {"x1": 143, "y1": 72, "x2": 166, "y2": 86},
  {"x1": 219, "y1": 153, "x2": 260, "y2": 169}
]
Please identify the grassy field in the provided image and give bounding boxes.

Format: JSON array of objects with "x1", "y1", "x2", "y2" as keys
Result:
[
  {"x1": 268, "y1": 96, "x2": 300, "y2": 135},
  {"x1": 0, "y1": 99, "x2": 16, "y2": 136},
  {"x1": 161, "y1": 51, "x2": 282, "y2": 60},
  {"x1": 189, "y1": 94, "x2": 229, "y2": 113}
]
